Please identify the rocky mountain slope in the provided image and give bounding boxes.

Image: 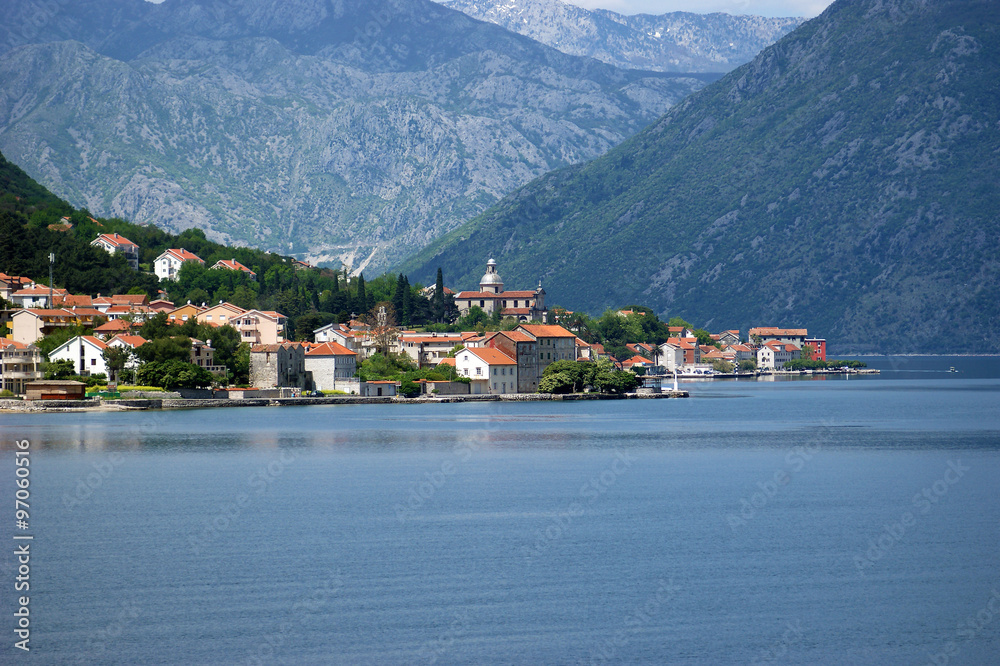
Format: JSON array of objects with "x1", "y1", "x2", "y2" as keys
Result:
[
  {"x1": 438, "y1": 0, "x2": 804, "y2": 72},
  {"x1": 0, "y1": 0, "x2": 711, "y2": 274},
  {"x1": 401, "y1": 0, "x2": 1000, "y2": 353}
]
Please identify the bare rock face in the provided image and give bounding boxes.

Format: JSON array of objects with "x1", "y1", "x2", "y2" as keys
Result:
[
  {"x1": 438, "y1": 0, "x2": 804, "y2": 73},
  {"x1": 0, "y1": 0, "x2": 709, "y2": 273}
]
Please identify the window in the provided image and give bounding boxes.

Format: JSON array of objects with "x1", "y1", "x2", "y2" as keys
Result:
[
  {"x1": 476, "y1": 367, "x2": 482, "y2": 375},
  {"x1": 91, "y1": 358, "x2": 96, "y2": 366}
]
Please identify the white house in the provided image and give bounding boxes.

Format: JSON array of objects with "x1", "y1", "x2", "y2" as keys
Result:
[
  {"x1": 757, "y1": 341, "x2": 800, "y2": 371},
  {"x1": 304, "y1": 342, "x2": 357, "y2": 392},
  {"x1": 657, "y1": 342, "x2": 686, "y2": 373},
  {"x1": 455, "y1": 347, "x2": 518, "y2": 395},
  {"x1": 49, "y1": 335, "x2": 108, "y2": 377},
  {"x1": 313, "y1": 323, "x2": 360, "y2": 351},
  {"x1": 106, "y1": 335, "x2": 148, "y2": 374},
  {"x1": 154, "y1": 248, "x2": 204, "y2": 282},
  {"x1": 10, "y1": 284, "x2": 69, "y2": 308},
  {"x1": 91, "y1": 233, "x2": 140, "y2": 270}
]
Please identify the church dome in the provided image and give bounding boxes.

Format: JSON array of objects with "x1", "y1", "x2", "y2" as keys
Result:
[{"x1": 479, "y1": 258, "x2": 503, "y2": 291}]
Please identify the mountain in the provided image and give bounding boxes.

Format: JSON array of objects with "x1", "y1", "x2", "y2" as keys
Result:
[
  {"x1": 400, "y1": 0, "x2": 1000, "y2": 354},
  {"x1": 438, "y1": 0, "x2": 804, "y2": 73},
  {"x1": 0, "y1": 0, "x2": 712, "y2": 275}
]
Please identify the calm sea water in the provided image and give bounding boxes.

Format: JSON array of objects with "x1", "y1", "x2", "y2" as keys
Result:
[{"x1": 2, "y1": 356, "x2": 999, "y2": 665}]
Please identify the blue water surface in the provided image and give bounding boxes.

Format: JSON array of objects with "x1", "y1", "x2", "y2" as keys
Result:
[{"x1": 1, "y1": 356, "x2": 999, "y2": 664}]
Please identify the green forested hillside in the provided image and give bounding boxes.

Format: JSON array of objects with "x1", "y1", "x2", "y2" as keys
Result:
[
  {"x1": 400, "y1": 0, "x2": 1000, "y2": 353},
  {"x1": 0, "y1": 151, "x2": 387, "y2": 339}
]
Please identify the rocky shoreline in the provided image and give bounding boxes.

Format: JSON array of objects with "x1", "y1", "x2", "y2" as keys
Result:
[{"x1": 0, "y1": 390, "x2": 689, "y2": 413}]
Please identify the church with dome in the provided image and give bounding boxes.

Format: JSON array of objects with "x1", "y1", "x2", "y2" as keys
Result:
[{"x1": 454, "y1": 259, "x2": 547, "y2": 322}]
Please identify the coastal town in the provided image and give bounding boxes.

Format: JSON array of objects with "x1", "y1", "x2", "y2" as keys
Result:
[{"x1": 1, "y1": 236, "x2": 857, "y2": 403}]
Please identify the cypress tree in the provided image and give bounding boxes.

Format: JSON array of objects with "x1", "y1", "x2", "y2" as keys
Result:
[
  {"x1": 355, "y1": 273, "x2": 367, "y2": 315},
  {"x1": 432, "y1": 267, "x2": 445, "y2": 323}
]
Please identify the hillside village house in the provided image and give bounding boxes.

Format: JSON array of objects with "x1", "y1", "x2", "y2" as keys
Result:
[
  {"x1": 197, "y1": 302, "x2": 246, "y2": 328},
  {"x1": 10, "y1": 307, "x2": 104, "y2": 344},
  {"x1": 304, "y1": 341, "x2": 357, "y2": 392},
  {"x1": 482, "y1": 330, "x2": 539, "y2": 393},
  {"x1": 91, "y1": 232, "x2": 139, "y2": 270},
  {"x1": 49, "y1": 335, "x2": 108, "y2": 377},
  {"x1": 757, "y1": 341, "x2": 801, "y2": 370},
  {"x1": 313, "y1": 323, "x2": 362, "y2": 352},
  {"x1": 235, "y1": 310, "x2": 286, "y2": 345},
  {"x1": 0, "y1": 272, "x2": 32, "y2": 301},
  {"x1": 454, "y1": 259, "x2": 547, "y2": 322},
  {"x1": 398, "y1": 332, "x2": 468, "y2": 368},
  {"x1": 211, "y1": 258, "x2": 256, "y2": 281},
  {"x1": 11, "y1": 284, "x2": 69, "y2": 308},
  {"x1": 0, "y1": 340, "x2": 43, "y2": 395},
  {"x1": 455, "y1": 347, "x2": 518, "y2": 394},
  {"x1": 105, "y1": 335, "x2": 148, "y2": 374},
  {"x1": 166, "y1": 302, "x2": 204, "y2": 324},
  {"x1": 154, "y1": 248, "x2": 204, "y2": 281}
]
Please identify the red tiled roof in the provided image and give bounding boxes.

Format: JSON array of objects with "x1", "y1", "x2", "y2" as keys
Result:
[
  {"x1": 160, "y1": 248, "x2": 204, "y2": 263},
  {"x1": 749, "y1": 327, "x2": 808, "y2": 337},
  {"x1": 212, "y1": 258, "x2": 256, "y2": 275},
  {"x1": 93, "y1": 233, "x2": 138, "y2": 248},
  {"x1": 500, "y1": 308, "x2": 532, "y2": 315},
  {"x1": 437, "y1": 357, "x2": 457, "y2": 367},
  {"x1": 518, "y1": 324, "x2": 575, "y2": 338},
  {"x1": 13, "y1": 285, "x2": 69, "y2": 297},
  {"x1": 305, "y1": 341, "x2": 355, "y2": 356},
  {"x1": 109, "y1": 335, "x2": 148, "y2": 348},
  {"x1": 95, "y1": 320, "x2": 133, "y2": 332},
  {"x1": 466, "y1": 347, "x2": 516, "y2": 365},
  {"x1": 54, "y1": 294, "x2": 94, "y2": 307},
  {"x1": 81, "y1": 335, "x2": 108, "y2": 350}
]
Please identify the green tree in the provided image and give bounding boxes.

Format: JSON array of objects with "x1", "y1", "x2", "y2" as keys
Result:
[
  {"x1": 739, "y1": 359, "x2": 757, "y2": 373},
  {"x1": 140, "y1": 312, "x2": 173, "y2": 340},
  {"x1": 101, "y1": 345, "x2": 133, "y2": 385},
  {"x1": 593, "y1": 369, "x2": 639, "y2": 394},
  {"x1": 137, "y1": 359, "x2": 214, "y2": 390},
  {"x1": 135, "y1": 336, "x2": 191, "y2": 364},
  {"x1": 432, "y1": 267, "x2": 445, "y2": 323},
  {"x1": 539, "y1": 371, "x2": 575, "y2": 394},
  {"x1": 43, "y1": 359, "x2": 75, "y2": 379}
]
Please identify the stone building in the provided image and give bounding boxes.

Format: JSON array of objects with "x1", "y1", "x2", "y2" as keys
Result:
[{"x1": 249, "y1": 342, "x2": 311, "y2": 389}]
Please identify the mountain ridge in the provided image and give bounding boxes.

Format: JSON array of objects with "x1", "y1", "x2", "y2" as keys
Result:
[
  {"x1": 399, "y1": 0, "x2": 1000, "y2": 354},
  {"x1": 438, "y1": 0, "x2": 805, "y2": 73},
  {"x1": 0, "y1": 0, "x2": 712, "y2": 273}
]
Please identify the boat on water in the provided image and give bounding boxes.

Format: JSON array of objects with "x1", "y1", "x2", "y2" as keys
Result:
[{"x1": 948, "y1": 366, "x2": 958, "y2": 373}]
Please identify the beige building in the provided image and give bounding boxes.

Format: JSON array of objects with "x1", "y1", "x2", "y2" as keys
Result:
[
  {"x1": 454, "y1": 259, "x2": 547, "y2": 322},
  {"x1": 10, "y1": 308, "x2": 104, "y2": 344},
  {"x1": 236, "y1": 310, "x2": 287, "y2": 345},
  {"x1": 0, "y1": 340, "x2": 43, "y2": 395}
]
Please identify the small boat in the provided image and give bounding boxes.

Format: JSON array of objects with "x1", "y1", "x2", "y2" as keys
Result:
[{"x1": 948, "y1": 366, "x2": 958, "y2": 373}]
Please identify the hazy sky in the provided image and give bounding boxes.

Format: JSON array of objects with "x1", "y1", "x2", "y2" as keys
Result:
[{"x1": 550, "y1": 0, "x2": 832, "y2": 18}]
